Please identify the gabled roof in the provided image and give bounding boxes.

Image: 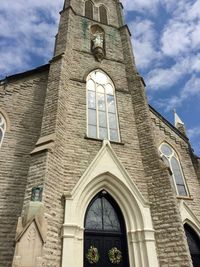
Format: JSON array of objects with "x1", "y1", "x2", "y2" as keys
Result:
[
  {"x1": 0, "y1": 64, "x2": 50, "y2": 83},
  {"x1": 149, "y1": 105, "x2": 189, "y2": 143}
]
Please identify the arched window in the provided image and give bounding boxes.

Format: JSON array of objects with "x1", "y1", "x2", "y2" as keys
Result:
[
  {"x1": 0, "y1": 113, "x2": 6, "y2": 147},
  {"x1": 99, "y1": 5, "x2": 108, "y2": 24},
  {"x1": 159, "y1": 143, "x2": 189, "y2": 196},
  {"x1": 85, "y1": 0, "x2": 94, "y2": 20},
  {"x1": 84, "y1": 191, "x2": 129, "y2": 267},
  {"x1": 184, "y1": 224, "x2": 200, "y2": 267},
  {"x1": 86, "y1": 70, "x2": 120, "y2": 142}
]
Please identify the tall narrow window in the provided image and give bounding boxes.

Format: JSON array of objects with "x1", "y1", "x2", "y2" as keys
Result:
[
  {"x1": 87, "y1": 70, "x2": 120, "y2": 142},
  {"x1": 99, "y1": 5, "x2": 108, "y2": 24},
  {"x1": 159, "y1": 143, "x2": 189, "y2": 196},
  {"x1": 0, "y1": 113, "x2": 6, "y2": 147},
  {"x1": 85, "y1": 0, "x2": 94, "y2": 20}
]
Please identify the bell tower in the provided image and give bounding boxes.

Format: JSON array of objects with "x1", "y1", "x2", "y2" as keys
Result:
[{"x1": 11, "y1": 0, "x2": 194, "y2": 267}]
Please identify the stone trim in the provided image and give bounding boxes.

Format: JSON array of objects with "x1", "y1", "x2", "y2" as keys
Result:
[
  {"x1": 179, "y1": 200, "x2": 200, "y2": 238},
  {"x1": 61, "y1": 140, "x2": 159, "y2": 267},
  {"x1": 31, "y1": 134, "x2": 55, "y2": 155}
]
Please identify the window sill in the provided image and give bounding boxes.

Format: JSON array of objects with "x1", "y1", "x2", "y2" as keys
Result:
[
  {"x1": 177, "y1": 196, "x2": 194, "y2": 201},
  {"x1": 84, "y1": 135, "x2": 125, "y2": 146}
]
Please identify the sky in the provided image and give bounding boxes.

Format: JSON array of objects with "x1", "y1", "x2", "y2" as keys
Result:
[{"x1": 0, "y1": 0, "x2": 199, "y2": 155}]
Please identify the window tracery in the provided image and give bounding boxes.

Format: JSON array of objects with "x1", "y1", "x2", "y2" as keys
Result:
[
  {"x1": 86, "y1": 70, "x2": 120, "y2": 142},
  {"x1": 159, "y1": 143, "x2": 189, "y2": 196}
]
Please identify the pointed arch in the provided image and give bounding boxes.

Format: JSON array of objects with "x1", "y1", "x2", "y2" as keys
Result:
[
  {"x1": 86, "y1": 69, "x2": 120, "y2": 142},
  {"x1": 84, "y1": 191, "x2": 130, "y2": 267},
  {"x1": 99, "y1": 5, "x2": 108, "y2": 24},
  {"x1": 61, "y1": 141, "x2": 159, "y2": 267},
  {"x1": 85, "y1": 0, "x2": 94, "y2": 20},
  {"x1": 159, "y1": 142, "x2": 189, "y2": 196},
  {"x1": 184, "y1": 224, "x2": 200, "y2": 267}
]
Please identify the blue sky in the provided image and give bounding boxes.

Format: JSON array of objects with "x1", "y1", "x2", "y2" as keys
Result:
[{"x1": 0, "y1": 0, "x2": 199, "y2": 155}]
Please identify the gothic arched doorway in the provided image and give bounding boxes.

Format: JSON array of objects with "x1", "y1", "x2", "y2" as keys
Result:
[
  {"x1": 84, "y1": 191, "x2": 130, "y2": 267},
  {"x1": 184, "y1": 224, "x2": 200, "y2": 267}
]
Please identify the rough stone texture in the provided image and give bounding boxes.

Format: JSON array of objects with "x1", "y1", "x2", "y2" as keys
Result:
[
  {"x1": 150, "y1": 111, "x2": 200, "y2": 219},
  {"x1": 0, "y1": 0, "x2": 199, "y2": 267},
  {"x1": 0, "y1": 70, "x2": 48, "y2": 266}
]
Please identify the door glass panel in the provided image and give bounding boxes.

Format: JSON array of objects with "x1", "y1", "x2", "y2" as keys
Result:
[
  {"x1": 184, "y1": 225, "x2": 200, "y2": 267},
  {"x1": 85, "y1": 198, "x2": 103, "y2": 230},
  {"x1": 85, "y1": 195, "x2": 121, "y2": 232},
  {"x1": 102, "y1": 197, "x2": 121, "y2": 231}
]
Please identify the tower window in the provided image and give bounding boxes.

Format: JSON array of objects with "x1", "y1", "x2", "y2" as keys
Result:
[
  {"x1": 99, "y1": 5, "x2": 108, "y2": 24},
  {"x1": 0, "y1": 113, "x2": 6, "y2": 147},
  {"x1": 86, "y1": 70, "x2": 120, "y2": 142},
  {"x1": 85, "y1": 0, "x2": 94, "y2": 20},
  {"x1": 159, "y1": 143, "x2": 189, "y2": 196}
]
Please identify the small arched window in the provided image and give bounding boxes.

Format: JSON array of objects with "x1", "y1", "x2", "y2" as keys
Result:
[
  {"x1": 159, "y1": 143, "x2": 189, "y2": 196},
  {"x1": 0, "y1": 113, "x2": 6, "y2": 147},
  {"x1": 184, "y1": 224, "x2": 200, "y2": 267},
  {"x1": 85, "y1": 0, "x2": 94, "y2": 20},
  {"x1": 86, "y1": 70, "x2": 120, "y2": 142},
  {"x1": 99, "y1": 5, "x2": 108, "y2": 24}
]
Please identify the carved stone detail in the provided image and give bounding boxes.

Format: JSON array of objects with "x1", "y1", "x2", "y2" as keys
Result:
[{"x1": 90, "y1": 25, "x2": 105, "y2": 62}]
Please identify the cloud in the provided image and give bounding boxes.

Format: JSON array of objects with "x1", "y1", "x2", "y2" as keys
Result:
[
  {"x1": 187, "y1": 126, "x2": 200, "y2": 155},
  {"x1": 129, "y1": 19, "x2": 161, "y2": 69},
  {"x1": 0, "y1": 0, "x2": 63, "y2": 78},
  {"x1": 154, "y1": 75, "x2": 200, "y2": 111},
  {"x1": 122, "y1": 0, "x2": 159, "y2": 13},
  {"x1": 188, "y1": 126, "x2": 200, "y2": 139}
]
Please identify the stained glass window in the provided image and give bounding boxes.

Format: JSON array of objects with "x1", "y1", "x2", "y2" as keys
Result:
[
  {"x1": 85, "y1": 0, "x2": 93, "y2": 20},
  {"x1": 0, "y1": 114, "x2": 6, "y2": 147},
  {"x1": 87, "y1": 70, "x2": 120, "y2": 142},
  {"x1": 159, "y1": 143, "x2": 189, "y2": 196},
  {"x1": 85, "y1": 194, "x2": 121, "y2": 232}
]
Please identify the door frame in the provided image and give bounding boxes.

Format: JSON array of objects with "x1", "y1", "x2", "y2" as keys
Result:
[{"x1": 61, "y1": 141, "x2": 159, "y2": 267}]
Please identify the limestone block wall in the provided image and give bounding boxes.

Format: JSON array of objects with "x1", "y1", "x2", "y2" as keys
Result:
[
  {"x1": 150, "y1": 109, "x2": 200, "y2": 220},
  {"x1": 0, "y1": 68, "x2": 48, "y2": 267}
]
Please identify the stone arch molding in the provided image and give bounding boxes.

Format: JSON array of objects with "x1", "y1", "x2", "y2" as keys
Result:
[
  {"x1": 179, "y1": 200, "x2": 200, "y2": 238},
  {"x1": 61, "y1": 140, "x2": 159, "y2": 267}
]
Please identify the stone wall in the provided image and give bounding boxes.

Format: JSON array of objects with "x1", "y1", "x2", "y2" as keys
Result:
[
  {"x1": 0, "y1": 69, "x2": 48, "y2": 266},
  {"x1": 150, "y1": 110, "x2": 200, "y2": 220}
]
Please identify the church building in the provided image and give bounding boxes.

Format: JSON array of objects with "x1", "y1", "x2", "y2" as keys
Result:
[{"x1": 0, "y1": 0, "x2": 200, "y2": 266}]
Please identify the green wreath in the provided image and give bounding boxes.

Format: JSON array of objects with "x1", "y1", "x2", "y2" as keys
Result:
[
  {"x1": 108, "y1": 247, "x2": 122, "y2": 264},
  {"x1": 86, "y1": 246, "x2": 100, "y2": 264}
]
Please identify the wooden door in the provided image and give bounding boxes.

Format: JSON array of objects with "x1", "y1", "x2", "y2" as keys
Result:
[{"x1": 84, "y1": 191, "x2": 129, "y2": 267}]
